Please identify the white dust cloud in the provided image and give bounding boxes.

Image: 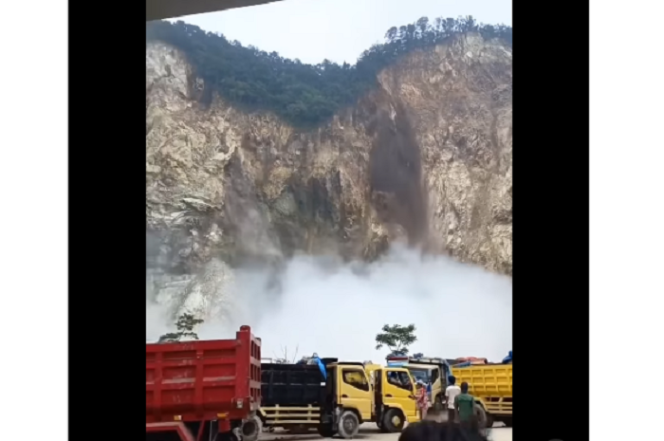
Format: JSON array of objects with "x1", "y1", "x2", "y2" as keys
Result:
[{"x1": 147, "y1": 245, "x2": 511, "y2": 362}]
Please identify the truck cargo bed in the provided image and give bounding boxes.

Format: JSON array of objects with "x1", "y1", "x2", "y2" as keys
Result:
[
  {"x1": 261, "y1": 363, "x2": 325, "y2": 407},
  {"x1": 451, "y1": 363, "x2": 512, "y2": 396},
  {"x1": 146, "y1": 325, "x2": 261, "y2": 423}
]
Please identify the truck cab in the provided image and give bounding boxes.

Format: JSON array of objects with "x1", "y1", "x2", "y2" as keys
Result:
[
  {"x1": 319, "y1": 362, "x2": 371, "y2": 438},
  {"x1": 386, "y1": 355, "x2": 451, "y2": 408},
  {"x1": 318, "y1": 362, "x2": 419, "y2": 438},
  {"x1": 372, "y1": 367, "x2": 421, "y2": 432}
]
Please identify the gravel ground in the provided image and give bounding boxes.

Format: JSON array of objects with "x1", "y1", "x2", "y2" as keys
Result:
[{"x1": 260, "y1": 423, "x2": 512, "y2": 441}]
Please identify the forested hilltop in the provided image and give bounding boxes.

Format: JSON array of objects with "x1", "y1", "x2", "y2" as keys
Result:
[{"x1": 146, "y1": 17, "x2": 512, "y2": 127}]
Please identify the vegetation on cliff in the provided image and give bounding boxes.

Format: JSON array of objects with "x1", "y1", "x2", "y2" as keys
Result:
[{"x1": 146, "y1": 16, "x2": 511, "y2": 127}]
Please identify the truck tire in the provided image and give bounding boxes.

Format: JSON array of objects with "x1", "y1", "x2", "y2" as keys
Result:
[
  {"x1": 473, "y1": 403, "x2": 488, "y2": 428},
  {"x1": 381, "y1": 408, "x2": 405, "y2": 433},
  {"x1": 241, "y1": 415, "x2": 262, "y2": 441},
  {"x1": 337, "y1": 410, "x2": 360, "y2": 439},
  {"x1": 317, "y1": 423, "x2": 335, "y2": 438},
  {"x1": 377, "y1": 418, "x2": 388, "y2": 433},
  {"x1": 433, "y1": 395, "x2": 444, "y2": 411},
  {"x1": 484, "y1": 412, "x2": 494, "y2": 428},
  {"x1": 501, "y1": 416, "x2": 512, "y2": 427}
]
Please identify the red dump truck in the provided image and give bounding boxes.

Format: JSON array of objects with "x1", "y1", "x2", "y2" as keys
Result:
[{"x1": 146, "y1": 325, "x2": 262, "y2": 441}]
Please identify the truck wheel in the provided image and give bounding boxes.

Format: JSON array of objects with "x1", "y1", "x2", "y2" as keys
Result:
[
  {"x1": 473, "y1": 404, "x2": 488, "y2": 428},
  {"x1": 317, "y1": 423, "x2": 335, "y2": 438},
  {"x1": 377, "y1": 418, "x2": 388, "y2": 433},
  {"x1": 484, "y1": 412, "x2": 494, "y2": 428},
  {"x1": 501, "y1": 416, "x2": 512, "y2": 427},
  {"x1": 382, "y1": 408, "x2": 405, "y2": 433},
  {"x1": 337, "y1": 410, "x2": 360, "y2": 439},
  {"x1": 433, "y1": 395, "x2": 444, "y2": 411},
  {"x1": 241, "y1": 415, "x2": 262, "y2": 441}
]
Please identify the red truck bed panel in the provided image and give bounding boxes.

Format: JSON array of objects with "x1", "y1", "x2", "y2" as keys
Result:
[{"x1": 146, "y1": 325, "x2": 261, "y2": 423}]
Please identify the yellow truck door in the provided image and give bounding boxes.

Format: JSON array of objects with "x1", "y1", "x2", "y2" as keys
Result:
[
  {"x1": 337, "y1": 365, "x2": 373, "y2": 421},
  {"x1": 400, "y1": 363, "x2": 447, "y2": 405},
  {"x1": 428, "y1": 366, "x2": 445, "y2": 406},
  {"x1": 382, "y1": 368, "x2": 419, "y2": 422}
]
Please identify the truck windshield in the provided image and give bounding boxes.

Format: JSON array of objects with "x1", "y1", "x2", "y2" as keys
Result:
[{"x1": 408, "y1": 368, "x2": 430, "y2": 383}]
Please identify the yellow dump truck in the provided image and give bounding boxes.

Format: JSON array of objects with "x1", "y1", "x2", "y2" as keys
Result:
[
  {"x1": 318, "y1": 362, "x2": 421, "y2": 437},
  {"x1": 451, "y1": 363, "x2": 512, "y2": 427},
  {"x1": 386, "y1": 355, "x2": 513, "y2": 427}
]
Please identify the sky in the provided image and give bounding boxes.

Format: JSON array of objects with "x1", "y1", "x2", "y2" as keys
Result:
[{"x1": 169, "y1": 0, "x2": 512, "y2": 65}]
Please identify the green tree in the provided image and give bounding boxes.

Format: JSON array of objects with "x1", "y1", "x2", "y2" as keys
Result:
[
  {"x1": 146, "y1": 16, "x2": 511, "y2": 128},
  {"x1": 385, "y1": 26, "x2": 398, "y2": 43},
  {"x1": 416, "y1": 17, "x2": 429, "y2": 39},
  {"x1": 158, "y1": 312, "x2": 204, "y2": 343},
  {"x1": 375, "y1": 324, "x2": 417, "y2": 355}
]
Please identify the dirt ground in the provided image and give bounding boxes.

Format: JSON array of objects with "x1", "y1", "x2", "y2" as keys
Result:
[{"x1": 260, "y1": 423, "x2": 512, "y2": 441}]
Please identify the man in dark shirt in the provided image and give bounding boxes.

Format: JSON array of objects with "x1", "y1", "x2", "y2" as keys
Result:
[
  {"x1": 398, "y1": 420, "x2": 488, "y2": 441},
  {"x1": 454, "y1": 382, "x2": 476, "y2": 428}
]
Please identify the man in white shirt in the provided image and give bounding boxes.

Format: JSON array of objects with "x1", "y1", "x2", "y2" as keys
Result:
[{"x1": 443, "y1": 376, "x2": 461, "y2": 423}]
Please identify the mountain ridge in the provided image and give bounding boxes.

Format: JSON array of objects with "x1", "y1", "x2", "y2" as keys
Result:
[
  {"x1": 146, "y1": 29, "x2": 512, "y2": 317},
  {"x1": 146, "y1": 16, "x2": 511, "y2": 127}
]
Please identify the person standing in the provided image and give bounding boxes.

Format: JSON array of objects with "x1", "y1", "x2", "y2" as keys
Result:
[
  {"x1": 416, "y1": 380, "x2": 430, "y2": 420},
  {"x1": 454, "y1": 382, "x2": 477, "y2": 430},
  {"x1": 443, "y1": 375, "x2": 461, "y2": 423}
]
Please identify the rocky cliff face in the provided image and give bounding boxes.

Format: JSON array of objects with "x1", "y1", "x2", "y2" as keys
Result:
[{"x1": 146, "y1": 33, "x2": 512, "y2": 318}]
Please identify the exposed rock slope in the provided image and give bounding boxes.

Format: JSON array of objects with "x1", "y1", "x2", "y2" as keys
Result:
[{"x1": 146, "y1": 33, "x2": 512, "y2": 314}]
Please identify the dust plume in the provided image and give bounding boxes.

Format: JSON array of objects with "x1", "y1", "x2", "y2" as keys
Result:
[
  {"x1": 147, "y1": 244, "x2": 512, "y2": 362},
  {"x1": 368, "y1": 100, "x2": 428, "y2": 247}
]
